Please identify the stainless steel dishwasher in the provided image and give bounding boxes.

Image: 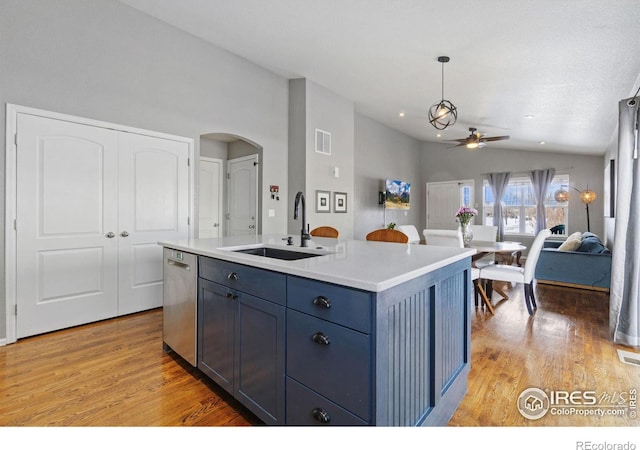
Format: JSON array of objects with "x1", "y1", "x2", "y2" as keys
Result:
[{"x1": 163, "y1": 248, "x2": 197, "y2": 366}]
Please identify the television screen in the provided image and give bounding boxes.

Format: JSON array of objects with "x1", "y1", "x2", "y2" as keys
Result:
[{"x1": 385, "y1": 179, "x2": 410, "y2": 210}]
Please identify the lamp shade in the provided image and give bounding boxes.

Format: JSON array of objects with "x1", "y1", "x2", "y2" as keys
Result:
[
  {"x1": 580, "y1": 189, "x2": 596, "y2": 204},
  {"x1": 554, "y1": 189, "x2": 569, "y2": 202}
]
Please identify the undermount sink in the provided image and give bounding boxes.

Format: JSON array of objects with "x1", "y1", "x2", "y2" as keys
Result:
[{"x1": 229, "y1": 246, "x2": 328, "y2": 261}]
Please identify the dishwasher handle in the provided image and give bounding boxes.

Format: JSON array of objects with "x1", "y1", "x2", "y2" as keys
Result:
[{"x1": 166, "y1": 259, "x2": 191, "y2": 271}]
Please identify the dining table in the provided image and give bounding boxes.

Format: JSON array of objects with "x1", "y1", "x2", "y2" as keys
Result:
[{"x1": 468, "y1": 240, "x2": 527, "y2": 311}]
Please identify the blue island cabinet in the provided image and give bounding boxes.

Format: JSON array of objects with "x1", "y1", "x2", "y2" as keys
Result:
[
  {"x1": 197, "y1": 255, "x2": 471, "y2": 427},
  {"x1": 285, "y1": 257, "x2": 471, "y2": 426},
  {"x1": 198, "y1": 257, "x2": 286, "y2": 426}
]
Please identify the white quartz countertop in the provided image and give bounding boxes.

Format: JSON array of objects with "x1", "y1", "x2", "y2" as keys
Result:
[{"x1": 159, "y1": 234, "x2": 475, "y2": 292}]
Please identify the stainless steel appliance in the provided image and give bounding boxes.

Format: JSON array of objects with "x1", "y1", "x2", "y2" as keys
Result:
[{"x1": 163, "y1": 248, "x2": 197, "y2": 366}]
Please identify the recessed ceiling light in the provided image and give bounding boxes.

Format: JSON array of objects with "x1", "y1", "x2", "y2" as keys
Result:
[
  {"x1": 436, "y1": 133, "x2": 442, "y2": 138},
  {"x1": 539, "y1": 141, "x2": 546, "y2": 145},
  {"x1": 524, "y1": 114, "x2": 535, "y2": 119},
  {"x1": 399, "y1": 112, "x2": 405, "y2": 117}
]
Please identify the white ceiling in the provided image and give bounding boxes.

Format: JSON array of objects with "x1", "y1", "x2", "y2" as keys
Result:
[{"x1": 119, "y1": 0, "x2": 640, "y2": 155}]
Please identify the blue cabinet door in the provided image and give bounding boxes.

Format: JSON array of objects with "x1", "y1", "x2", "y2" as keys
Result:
[
  {"x1": 198, "y1": 278, "x2": 235, "y2": 394},
  {"x1": 235, "y1": 292, "x2": 286, "y2": 425}
]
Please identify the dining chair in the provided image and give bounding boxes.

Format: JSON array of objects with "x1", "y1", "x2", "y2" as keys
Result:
[
  {"x1": 310, "y1": 226, "x2": 339, "y2": 238},
  {"x1": 422, "y1": 229, "x2": 464, "y2": 247},
  {"x1": 366, "y1": 229, "x2": 409, "y2": 243},
  {"x1": 469, "y1": 224, "x2": 498, "y2": 242},
  {"x1": 479, "y1": 228, "x2": 552, "y2": 315},
  {"x1": 471, "y1": 267, "x2": 494, "y2": 314},
  {"x1": 470, "y1": 224, "x2": 498, "y2": 268},
  {"x1": 396, "y1": 225, "x2": 421, "y2": 244}
]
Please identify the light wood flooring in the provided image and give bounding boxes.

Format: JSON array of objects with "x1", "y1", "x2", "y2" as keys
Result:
[{"x1": 1, "y1": 282, "x2": 638, "y2": 427}]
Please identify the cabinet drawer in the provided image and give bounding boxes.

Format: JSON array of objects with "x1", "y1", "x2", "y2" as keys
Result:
[
  {"x1": 199, "y1": 256, "x2": 286, "y2": 305},
  {"x1": 287, "y1": 276, "x2": 372, "y2": 333},
  {"x1": 286, "y1": 377, "x2": 368, "y2": 426},
  {"x1": 287, "y1": 309, "x2": 370, "y2": 421}
]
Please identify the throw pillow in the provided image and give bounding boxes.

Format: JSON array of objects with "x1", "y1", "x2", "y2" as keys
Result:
[
  {"x1": 577, "y1": 235, "x2": 611, "y2": 254},
  {"x1": 558, "y1": 235, "x2": 582, "y2": 251}
]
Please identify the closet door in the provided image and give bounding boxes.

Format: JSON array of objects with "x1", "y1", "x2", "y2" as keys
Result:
[
  {"x1": 117, "y1": 132, "x2": 190, "y2": 315},
  {"x1": 15, "y1": 114, "x2": 119, "y2": 338}
]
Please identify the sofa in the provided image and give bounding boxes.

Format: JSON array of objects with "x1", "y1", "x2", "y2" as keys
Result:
[{"x1": 534, "y1": 232, "x2": 611, "y2": 291}]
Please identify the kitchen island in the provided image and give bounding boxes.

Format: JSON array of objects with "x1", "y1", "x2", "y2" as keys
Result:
[{"x1": 160, "y1": 234, "x2": 475, "y2": 426}]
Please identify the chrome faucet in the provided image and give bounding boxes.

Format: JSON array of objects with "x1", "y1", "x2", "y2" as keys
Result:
[{"x1": 293, "y1": 191, "x2": 310, "y2": 247}]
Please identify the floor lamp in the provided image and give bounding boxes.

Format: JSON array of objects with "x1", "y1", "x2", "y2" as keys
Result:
[
  {"x1": 554, "y1": 186, "x2": 597, "y2": 232},
  {"x1": 579, "y1": 188, "x2": 597, "y2": 232}
]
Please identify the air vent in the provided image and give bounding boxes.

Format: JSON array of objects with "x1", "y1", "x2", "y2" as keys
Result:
[
  {"x1": 617, "y1": 349, "x2": 640, "y2": 367},
  {"x1": 315, "y1": 129, "x2": 331, "y2": 155}
]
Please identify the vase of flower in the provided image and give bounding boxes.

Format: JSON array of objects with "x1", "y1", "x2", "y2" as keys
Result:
[
  {"x1": 460, "y1": 222, "x2": 473, "y2": 247},
  {"x1": 455, "y1": 206, "x2": 478, "y2": 247}
]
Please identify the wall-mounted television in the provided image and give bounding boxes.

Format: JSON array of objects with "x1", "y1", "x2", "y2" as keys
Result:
[{"x1": 384, "y1": 179, "x2": 411, "y2": 210}]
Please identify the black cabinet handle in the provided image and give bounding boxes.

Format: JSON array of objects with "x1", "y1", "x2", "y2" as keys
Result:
[
  {"x1": 312, "y1": 332, "x2": 330, "y2": 345},
  {"x1": 312, "y1": 407, "x2": 331, "y2": 424},
  {"x1": 227, "y1": 272, "x2": 238, "y2": 281},
  {"x1": 312, "y1": 295, "x2": 331, "y2": 309},
  {"x1": 225, "y1": 292, "x2": 238, "y2": 300}
]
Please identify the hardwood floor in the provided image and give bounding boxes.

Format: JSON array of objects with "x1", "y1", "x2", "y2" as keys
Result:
[
  {"x1": 1, "y1": 282, "x2": 638, "y2": 427},
  {"x1": 0, "y1": 310, "x2": 259, "y2": 426},
  {"x1": 450, "y1": 282, "x2": 639, "y2": 427}
]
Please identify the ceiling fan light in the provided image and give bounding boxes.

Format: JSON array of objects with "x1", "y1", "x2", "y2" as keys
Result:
[{"x1": 465, "y1": 142, "x2": 479, "y2": 150}]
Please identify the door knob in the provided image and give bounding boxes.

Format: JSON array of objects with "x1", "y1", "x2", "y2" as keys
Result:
[
  {"x1": 120, "y1": 231, "x2": 129, "y2": 237},
  {"x1": 106, "y1": 232, "x2": 115, "y2": 238}
]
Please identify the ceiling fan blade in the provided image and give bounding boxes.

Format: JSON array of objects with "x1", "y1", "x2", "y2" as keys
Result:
[{"x1": 480, "y1": 135, "x2": 510, "y2": 142}]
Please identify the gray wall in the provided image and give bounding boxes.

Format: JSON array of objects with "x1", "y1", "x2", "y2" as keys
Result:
[
  {"x1": 354, "y1": 114, "x2": 424, "y2": 239},
  {"x1": 0, "y1": 0, "x2": 290, "y2": 340},
  {"x1": 420, "y1": 142, "x2": 606, "y2": 253},
  {"x1": 288, "y1": 79, "x2": 355, "y2": 239}
]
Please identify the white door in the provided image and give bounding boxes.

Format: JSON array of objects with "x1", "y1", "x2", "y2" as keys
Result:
[
  {"x1": 426, "y1": 180, "x2": 475, "y2": 230},
  {"x1": 226, "y1": 155, "x2": 258, "y2": 237},
  {"x1": 16, "y1": 114, "x2": 119, "y2": 338},
  {"x1": 199, "y1": 157, "x2": 223, "y2": 239},
  {"x1": 117, "y1": 132, "x2": 190, "y2": 315},
  {"x1": 14, "y1": 113, "x2": 191, "y2": 338}
]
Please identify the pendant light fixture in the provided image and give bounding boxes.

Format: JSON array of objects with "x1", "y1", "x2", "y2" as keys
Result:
[{"x1": 428, "y1": 56, "x2": 458, "y2": 130}]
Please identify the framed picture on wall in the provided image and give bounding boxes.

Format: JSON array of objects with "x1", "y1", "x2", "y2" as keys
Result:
[
  {"x1": 316, "y1": 190, "x2": 330, "y2": 213},
  {"x1": 334, "y1": 192, "x2": 347, "y2": 213}
]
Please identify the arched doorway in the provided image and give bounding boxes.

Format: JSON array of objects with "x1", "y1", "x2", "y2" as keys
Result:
[{"x1": 198, "y1": 133, "x2": 263, "y2": 238}]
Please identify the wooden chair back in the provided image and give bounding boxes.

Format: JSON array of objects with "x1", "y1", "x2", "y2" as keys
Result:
[
  {"x1": 366, "y1": 229, "x2": 409, "y2": 243},
  {"x1": 310, "y1": 226, "x2": 339, "y2": 238}
]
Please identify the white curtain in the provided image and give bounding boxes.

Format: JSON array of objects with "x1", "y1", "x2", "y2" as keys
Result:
[
  {"x1": 487, "y1": 172, "x2": 511, "y2": 241},
  {"x1": 530, "y1": 168, "x2": 556, "y2": 235},
  {"x1": 610, "y1": 95, "x2": 640, "y2": 347}
]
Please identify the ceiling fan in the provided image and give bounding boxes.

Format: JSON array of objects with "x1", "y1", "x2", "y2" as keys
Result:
[{"x1": 447, "y1": 127, "x2": 510, "y2": 150}]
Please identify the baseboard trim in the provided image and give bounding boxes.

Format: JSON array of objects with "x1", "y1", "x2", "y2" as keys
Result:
[{"x1": 537, "y1": 279, "x2": 610, "y2": 293}]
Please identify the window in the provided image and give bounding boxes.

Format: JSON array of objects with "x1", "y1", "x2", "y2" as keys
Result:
[{"x1": 482, "y1": 174, "x2": 569, "y2": 236}]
